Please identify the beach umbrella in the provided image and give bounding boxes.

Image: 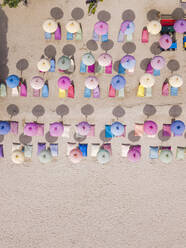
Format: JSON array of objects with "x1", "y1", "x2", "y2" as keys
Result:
[
  {"x1": 57, "y1": 56, "x2": 71, "y2": 70},
  {"x1": 24, "y1": 123, "x2": 38, "y2": 136},
  {"x1": 147, "y1": 20, "x2": 161, "y2": 35},
  {"x1": 37, "y1": 59, "x2": 50, "y2": 72},
  {"x1": 38, "y1": 150, "x2": 52, "y2": 164},
  {"x1": 174, "y1": 19, "x2": 186, "y2": 34},
  {"x1": 140, "y1": 73, "x2": 155, "y2": 88},
  {"x1": 120, "y1": 21, "x2": 132, "y2": 32},
  {"x1": 77, "y1": 121, "x2": 91, "y2": 136},
  {"x1": 98, "y1": 53, "x2": 112, "y2": 67},
  {"x1": 50, "y1": 122, "x2": 64, "y2": 137},
  {"x1": 66, "y1": 20, "x2": 80, "y2": 33},
  {"x1": 111, "y1": 75, "x2": 126, "y2": 90},
  {"x1": 159, "y1": 149, "x2": 173, "y2": 164},
  {"x1": 111, "y1": 121, "x2": 125, "y2": 136},
  {"x1": 6, "y1": 75, "x2": 20, "y2": 88},
  {"x1": 159, "y1": 34, "x2": 172, "y2": 50},
  {"x1": 124, "y1": 21, "x2": 135, "y2": 35},
  {"x1": 30, "y1": 76, "x2": 44, "y2": 90},
  {"x1": 58, "y1": 76, "x2": 71, "y2": 90},
  {"x1": 151, "y1": 56, "x2": 165, "y2": 70},
  {"x1": 144, "y1": 120, "x2": 158, "y2": 135},
  {"x1": 69, "y1": 148, "x2": 83, "y2": 164},
  {"x1": 85, "y1": 76, "x2": 98, "y2": 90},
  {"x1": 121, "y1": 55, "x2": 136, "y2": 70},
  {"x1": 0, "y1": 121, "x2": 10, "y2": 135},
  {"x1": 82, "y1": 53, "x2": 95, "y2": 66},
  {"x1": 171, "y1": 120, "x2": 185, "y2": 136},
  {"x1": 11, "y1": 150, "x2": 25, "y2": 164},
  {"x1": 169, "y1": 75, "x2": 183, "y2": 87},
  {"x1": 42, "y1": 19, "x2": 58, "y2": 33},
  {"x1": 94, "y1": 21, "x2": 108, "y2": 35},
  {"x1": 97, "y1": 149, "x2": 110, "y2": 164},
  {"x1": 127, "y1": 148, "x2": 141, "y2": 162}
]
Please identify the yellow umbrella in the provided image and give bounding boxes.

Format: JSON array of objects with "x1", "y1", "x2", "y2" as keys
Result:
[
  {"x1": 169, "y1": 75, "x2": 183, "y2": 87},
  {"x1": 140, "y1": 73, "x2": 155, "y2": 88},
  {"x1": 147, "y1": 20, "x2": 161, "y2": 35},
  {"x1": 42, "y1": 19, "x2": 58, "y2": 33},
  {"x1": 37, "y1": 59, "x2": 50, "y2": 72},
  {"x1": 11, "y1": 150, "x2": 24, "y2": 164},
  {"x1": 66, "y1": 20, "x2": 80, "y2": 33}
]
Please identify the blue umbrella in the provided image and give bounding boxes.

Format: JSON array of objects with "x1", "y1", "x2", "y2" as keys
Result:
[
  {"x1": 171, "y1": 120, "x2": 185, "y2": 136},
  {"x1": 111, "y1": 75, "x2": 126, "y2": 90},
  {"x1": 121, "y1": 55, "x2": 136, "y2": 70},
  {"x1": 124, "y1": 22, "x2": 135, "y2": 35},
  {"x1": 6, "y1": 75, "x2": 20, "y2": 88},
  {"x1": 111, "y1": 121, "x2": 125, "y2": 136},
  {"x1": 0, "y1": 121, "x2": 11, "y2": 135}
]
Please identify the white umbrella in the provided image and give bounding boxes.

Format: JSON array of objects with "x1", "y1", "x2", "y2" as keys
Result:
[
  {"x1": 66, "y1": 20, "x2": 80, "y2": 33},
  {"x1": 11, "y1": 150, "x2": 24, "y2": 164},
  {"x1": 37, "y1": 59, "x2": 50, "y2": 72},
  {"x1": 169, "y1": 75, "x2": 183, "y2": 87},
  {"x1": 147, "y1": 20, "x2": 161, "y2": 35},
  {"x1": 43, "y1": 19, "x2": 58, "y2": 33},
  {"x1": 140, "y1": 73, "x2": 155, "y2": 88}
]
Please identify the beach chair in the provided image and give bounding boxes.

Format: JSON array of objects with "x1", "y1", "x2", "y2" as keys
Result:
[
  {"x1": 67, "y1": 143, "x2": 76, "y2": 156},
  {"x1": 24, "y1": 145, "x2": 33, "y2": 159},
  {"x1": 134, "y1": 124, "x2": 144, "y2": 136},
  {"x1": 49, "y1": 59, "x2": 55, "y2": 72},
  {"x1": 137, "y1": 84, "x2": 145, "y2": 97},
  {"x1": 10, "y1": 121, "x2": 18, "y2": 135},
  {"x1": 163, "y1": 124, "x2": 171, "y2": 137},
  {"x1": 55, "y1": 24, "x2": 61, "y2": 40},
  {"x1": 141, "y1": 27, "x2": 149, "y2": 43},
  {"x1": 170, "y1": 86, "x2": 178, "y2": 96},
  {"x1": 45, "y1": 32, "x2": 51, "y2": 40},
  {"x1": 37, "y1": 143, "x2": 46, "y2": 154},
  {"x1": 0, "y1": 144, "x2": 4, "y2": 158},
  {"x1": 121, "y1": 144, "x2": 130, "y2": 157},
  {"x1": 93, "y1": 86, "x2": 100, "y2": 98},
  {"x1": 0, "y1": 83, "x2": 7, "y2": 97},
  {"x1": 62, "y1": 125, "x2": 71, "y2": 138},
  {"x1": 78, "y1": 144, "x2": 88, "y2": 157},
  {"x1": 84, "y1": 87, "x2": 91, "y2": 98},
  {"x1": 162, "y1": 82, "x2": 169, "y2": 96},
  {"x1": 67, "y1": 32, "x2": 73, "y2": 40},
  {"x1": 68, "y1": 84, "x2": 74, "y2": 98},
  {"x1": 50, "y1": 144, "x2": 58, "y2": 157},
  {"x1": 105, "y1": 125, "x2": 114, "y2": 138},
  {"x1": 153, "y1": 69, "x2": 160, "y2": 76},
  {"x1": 91, "y1": 144, "x2": 100, "y2": 157},
  {"x1": 20, "y1": 82, "x2": 27, "y2": 97},
  {"x1": 183, "y1": 33, "x2": 186, "y2": 50},
  {"x1": 42, "y1": 84, "x2": 49, "y2": 98},
  {"x1": 118, "y1": 62, "x2": 125, "y2": 74},
  {"x1": 176, "y1": 147, "x2": 185, "y2": 160},
  {"x1": 108, "y1": 84, "x2": 116, "y2": 97},
  {"x1": 149, "y1": 146, "x2": 159, "y2": 159}
]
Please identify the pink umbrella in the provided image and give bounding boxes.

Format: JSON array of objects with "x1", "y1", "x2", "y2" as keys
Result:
[
  {"x1": 120, "y1": 21, "x2": 131, "y2": 32},
  {"x1": 94, "y1": 21, "x2": 108, "y2": 35},
  {"x1": 77, "y1": 121, "x2": 91, "y2": 136},
  {"x1": 127, "y1": 147, "x2": 141, "y2": 162},
  {"x1": 98, "y1": 53, "x2": 112, "y2": 67},
  {"x1": 69, "y1": 148, "x2": 83, "y2": 164},
  {"x1": 174, "y1": 20, "x2": 186, "y2": 34},
  {"x1": 159, "y1": 34, "x2": 172, "y2": 50},
  {"x1": 144, "y1": 120, "x2": 158, "y2": 135},
  {"x1": 85, "y1": 76, "x2": 98, "y2": 90},
  {"x1": 151, "y1": 56, "x2": 165, "y2": 70},
  {"x1": 50, "y1": 122, "x2": 64, "y2": 137},
  {"x1": 24, "y1": 123, "x2": 38, "y2": 136},
  {"x1": 58, "y1": 76, "x2": 71, "y2": 90}
]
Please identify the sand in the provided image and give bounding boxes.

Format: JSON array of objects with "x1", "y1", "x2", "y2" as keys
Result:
[{"x1": 0, "y1": 0, "x2": 186, "y2": 247}]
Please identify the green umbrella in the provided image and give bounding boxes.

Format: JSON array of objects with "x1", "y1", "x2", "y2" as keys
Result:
[
  {"x1": 97, "y1": 149, "x2": 110, "y2": 164},
  {"x1": 159, "y1": 149, "x2": 173, "y2": 164},
  {"x1": 57, "y1": 56, "x2": 71, "y2": 70},
  {"x1": 39, "y1": 150, "x2": 52, "y2": 164},
  {"x1": 82, "y1": 52, "x2": 95, "y2": 66}
]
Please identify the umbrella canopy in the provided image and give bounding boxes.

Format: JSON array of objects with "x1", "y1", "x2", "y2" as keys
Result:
[
  {"x1": 144, "y1": 120, "x2": 158, "y2": 135},
  {"x1": 57, "y1": 56, "x2": 71, "y2": 70},
  {"x1": 66, "y1": 20, "x2": 80, "y2": 33},
  {"x1": 140, "y1": 73, "x2": 155, "y2": 88},
  {"x1": 77, "y1": 121, "x2": 91, "y2": 136},
  {"x1": 171, "y1": 120, "x2": 185, "y2": 136},
  {"x1": 82, "y1": 53, "x2": 95, "y2": 66},
  {"x1": 127, "y1": 148, "x2": 141, "y2": 162},
  {"x1": 159, "y1": 149, "x2": 173, "y2": 164},
  {"x1": 151, "y1": 56, "x2": 165, "y2": 70},
  {"x1": 0, "y1": 121, "x2": 10, "y2": 135},
  {"x1": 85, "y1": 76, "x2": 98, "y2": 90},
  {"x1": 147, "y1": 20, "x2": 161, "y2": 35},
  {"x1": 69, "y1": 148, "x2": 83, "y2": 164},
  {"x1": 124, "y1": 21, "x2": 135, "y2": 35},
  {"x1": 159, "y1": 34, "x2": 172, "y2": 50},
  {"x1": 94, "y1": 21, "x2": 108, "y2": 35},
  {"x1": 174, "y1": 19, "x2": 186, "y2": 34},
  {"x1": 24, "y1": 123, "x2": 38, "y2": 136},
  {"x1": 58, "y1": 76, "x2": 71, "y2": 90},
  {"x1": 6, "y1": 75, "x2": 20, "y2": 88},
  {"x1": 38, "y1": 150, "x2": 52, "y2": 164},
  {"x1": 121, "y1": 21, "x2": 133, "y2": 32},
  {"x1": 11, "y1": 150, "x2": 25, "y2": 164},
  {"x1": 50, "y1": 122, "x2": 64, "y2": 137},
  {"x1": 111, "y1": 121, "x2": 125, "y2": 136},
  {"x1": 111, "y1": 75, "x2": 126, "y2": 90},
  {"x1": 30, "y1": 76, "x2": 44, "y2": 90},
  {"x1": 43, "y1": 19, "x2": 58, "y2": 33},
  {"x1": 97, "y1": 149, "x2": 110, "y2": 164},
  {"x1": 121, "y1": 55, "x2": 136, "y2": 70},
  {"x1": 37, "y1": 59, "x2": 50, "y2": 72},
  {"x1": 98, "y1": 53, "x2": 112, "y2": 67},
  {"x1": 169, "y1": 75, "x2": 183, "y2": 87}
]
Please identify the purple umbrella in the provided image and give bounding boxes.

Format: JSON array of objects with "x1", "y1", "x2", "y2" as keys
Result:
[
  {"x1": 127, "y1": 147, "x2": 141, "y2": 162},
  {"x1": 159, "y1": 34, "x2": 172, "y2": 50},
  {"x1": 174, "y1": 19, "x2": 186, "y2": 34},
  {"x1": 24, "y1": 123, "x2": 38, "y2": 136},
  {"x1": 94, "y1": 21, "x2": 108, "y2": 35},
  {"x1": 121, "y1": 55, "x2": 136, "y2": 70},
  {"x1": 50, "y1": 122, "x2": 64, "y2": 137},
  {"x1": 120, "y1": 21, "x2": 132, "y2": 32},
  {"x1": 144, "y1": 120, "x2": 158, "y2": 135},
  {"x1": 77, "y1": 121, "x2": 91, "y2": 136},
  {"x1": 58, "y1": 76, "x2": 71, "y2": 90},
  {"x1": 151, "y1": 56, "x2": 165, "y2": 70}
]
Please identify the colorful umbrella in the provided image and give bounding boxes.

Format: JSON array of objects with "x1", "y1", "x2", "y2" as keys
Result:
[
  {"x1": 50, "y1": 122, "x2": 64, "y2": 137},
  {"x1": 147, "y1": 20, "x2": 161, "y2": 35},
  {"x1": 151, "y1": 56, "x2": 165, "y2": 70},
  {"x1": 98, "y1": 53, "x2": 112, "y2": 67},
  {"x1": 140, "y1": 73, "x2": 155, "y2": 88},
  {"x1": 58, "y1": 76, "x2": 71, "y2": 90},
  {"x1": 144, "y1": 120, "x2": 158, "y2": 135},
  {"x1": 37, "y1": 59, "x2": 50, "y2": 72},
  {"x1": 85, "y1": 76, "x2": 98, "y2": 90},
  {"x1": 82, "y1": 53, "x2": 95, "y2": 66},
  {"x1": 171, "y1": 120, "x2": 185, "y2": 136},
  {"x1": 69, "y1": 148, "x2": 83, "y2": 164},
  {"x1": 77, "y1": 121, "x2": 91, "y2": 136},
  {"x1": 121, "y1": 21, "x2": 133, "y2": 32},
  {"x1": 127, "y1": 148, "x2": 141, "y2": 162},
  {"x1": 30, "y1": 76, "x2": 44, "y2": 90},
  {"x1": 66, "y1": 20, "x2": 80, "y2": 33},
  {"x1": 159, "y1": 34, "x2": 172, "y2": 50},
  {"x1": 159, "y1": 149, "x2": 173, "y2": 164},
  {"x1": 94, "y1": 21, "x2": 108, "y2": 35},
  {"x1": 11, "y1": 150, "x2": 25, "y2": 164},
  {"x1": 97, "y1": 149, "x2": 110, "y2": 164},
  {"x1": 6, "y1": 75, "x2": 20, "y2": 88},
  {"x1": 39, "y1": 150, "x2": 52, "y2": 164},
  {"x1": 111, "y1": 121, "x2": 125, "y2": 136},
  {"x1": 111, "y1": 75, "x2": 126, "y2": 90},
  {"x1": 173, "y1": 19, "x2": 186, "y2": 34},
  {"x1": 57, "y1": 56, "x2": 71, "y2": 70},
  {"x1": 121, "y1": 55, "x2": 136, "y2": 70},
  {"x1": 124, "y1": 21, "x2": 135, "y2": 35},
  {"x1": 24, "y1": 123, "x2": 38, "y2": 136},
  {"x1": 169, "y1": 75, "x2": 183, "y2": 87},
  {"x1": 43, "y1": 19, "x2": 58, "y2": 33},
  {"x1": 0, "y1": 121, "x2": 10, "y2": 135}
]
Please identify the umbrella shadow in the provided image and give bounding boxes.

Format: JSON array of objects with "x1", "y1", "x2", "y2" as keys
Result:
[
  {"x1": 140, "y1": 58, "x2": 151, "y2": 71},
  {"x1": 81, "y1": 104, "x2": 94, "y2": 117},
  {"x1": 143, "y1": 104, "x2": 157, "y2": 117},
  {"x1": 99, "y1": 129, "x2": 112, "y2": 142},
  {"x1": 50, "y1": 7, "x2": 64, "y2": 20},
  {"x1": 56, "y1": 104, "x2": 69, "y2": 118},
  {"x1": 150, "y1": 42, "x2": 162, "y2": 55},
  {"x1": 112, "y1": 106, "x2": 125, "y2": 118},
  {"x1": 71, "y1": 7, "x2": 84, "y2": 20},
  {"x1": 62, "y1": 44, "x2": 76, "y2": 56},
  {"x1": 169, "y1": 105, "x2": 182, "y2": 118},
  {"x1": 32, "y1": 105, "x2": 45, "y2": 118},
  {"x1": 45, "y1": 131, "x2": 58, "y2": 143},
  {"x1": 19, "y1": 133, "x2": 32, "y2": 145},
  {"x1": 86, "y1": 40, "x2": 98, "y2": 51},
  {"x1": 128, "y1": 130, "x2": 141, "y2": 143},
  {"x1": 171, "y1": 8, "x2": 185, "y2": 20},
  {"x1": 16, "y1": 59, "x2": 29, "y2": 77},
  {"x1": 97, "y1": 11, "x2": 111, "y2": 22},
  {"x1": 0, "y1": 135, "x2": 4, "y2": 143},
  {"x1": 44, "y1": 45, "x2": 56, "y2": 59},
  {"x1": 122, "y1": 9, "x2": 136, "y2": 21},
  {"x1": 158, "y1": 130, "x2": 171, "y2": 142},
  {"x1": 167, "y1": 59, "x2": 180, "y2": 73},
  {"x1": 7, "y1": 104, "x2": 19, "y2": 117},
  {"x1": 113, "y1": 60, "x2": 120, "y2": 73},
  {"x1": 101, "y1": 39, "x2": 114, "y2": 52},
  {"x1": 122, "y1": 42, "x2": 136, "y2": 54},
  {"x1": 147, "y1": 9, "x2": 160, "y2": 21}
]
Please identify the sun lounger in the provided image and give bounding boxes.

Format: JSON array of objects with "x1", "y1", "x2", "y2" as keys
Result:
[
  {"x1": 162, "y1": 82, "x2": 169, "y2": 96},
  {"x1": 84, "y1": 87, "x2": 91, "y2": 98},
  {"x1": 80, "y1": 61, "x2": 87, "y2": 73},
  {"x1": 12, "y1": 87, "x2": 19, "y2": 96},
  {"x1": 134, "y1": 124, "x2": 144, "y2": 136},
  {"x1": 20, "y1": 83, "x2": 27, "y2": 97},
  {"x1": 145, "y1": 87, "x2": 152, "y2": 97},
  {"x1": 68, "y1": 84, "x2": 74, "y2": 98},
  {"x1": 101, "y1": 33, "x2": 108, "y2": 42},
  {"x1": 149, "y1": 146, "x2": 159, "y2": 159},
  {"x1": 105, "y1": 125, "x2": 114, "y2": 138},
  {"x1": 105, "y1": 62, "x2": 112, "y2": 74},
  {"x1": 176, "y1": 147, "x2": 185, "y2": 160},
  {"x1": 0, "y1": 145, "x2": 4, "y2": 158},
  {"x1": 163, "y1": 124, "x2": 171, "y2": 137},
  {"x1": 93, "y1": 30, "x2": 99, "y2": 41},
  {"x1": 67, "y1": 32, "x2": 73, "y2": 40},
  {"x1": 141, "y1": 27, "x2": 149, "y2": 43},
  {"x1": 93, "y1": 86, "x2": 100, "y2": 98},
  {"x1": 87, "y1": 64, "x2": 95, "y2": 73},
  {"x1": 62, "y1": 125, "x2": 71, "y2": 138},
  {"x1": 75, "y1": 26, "x2": 82, "y2": 40},
  {"x1": 37, "y1": 143, "x2": 46, "y2": 154},
  {"x1": 87, "y1": 125, "x2": 95, "y2": 137},
  {"x1": 126, "y1": 33, "x2": 133, "y2": 41},
  {"x1": 137, "y1": 84, "x2": 145, "y2": 97},
  {"x1": 59, "y1": 89, "x2": 66, "y2": 98},
  {"x1": 50, "y1": 144, "x2": 58, "y2": 157},
  {"x1": 42, "y1": 84, "x2": 49, "y2": 98},
  {"x1": 170, "y1": 86, "x2": 178, "y2": 96},
  {"x1": 12, "y1": 143, "x2": 22, "y2": 152},
  {"x1": 55, "y1": 24, "x2": 61, "y2": 40},
  {"x1": 103, "y1": 143, "x2": 112, "y2": 154},
  {"x1": 121, "y1": 144, "x2": 130, "y2": 157},
  {"x1": 45, "y1": 32, "x2": 51, "y2": 40},
  {"x1": 118, "y1": 63, "x2": 125, "y2": 74},
  {"x1": 24, "y1": 145, "x2": 33, "y2": 158},
  {"x1": 0, "y1": 83, "x2": 6, "y2": 97},
  {"x1": 33, "y1": 89, "x2": 40, "y2": 97},
  {"x1": 118, "y1": 88, "x2": 124, "y2": 97},
  {"x1": 117, "y1": 29, "x2": 125, "y2": 42},
  {"x1": 153, "y1": 69, "x2": 160, "y2": 76},
  {"x1": 183, "y1": 34, "x2": 186, "y2": 50},
  {"x1": 108, "y1": 85, "x2": 116, "y2": 97},
  {"x1": 146, "y1": 63, "x2": 153, "y2": 74},
  {"x1": 67, "y1": 142, "x2": 76, "y2": 155},
  {"x1": 10, "y1": 121, "x2": 18, "y2": 135},
  {"x1": 49, "y1": 59, "x2": 55, "y2": 72},
  {"x1": 91, "y1": 144, "x2": 100, "y2": 157},
  {"x1": 37, "y1": 124, "x2": 44, "y2": 136},
  {"x1": 79, "y1": 144, "x2": 88, "y2": 157}
]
